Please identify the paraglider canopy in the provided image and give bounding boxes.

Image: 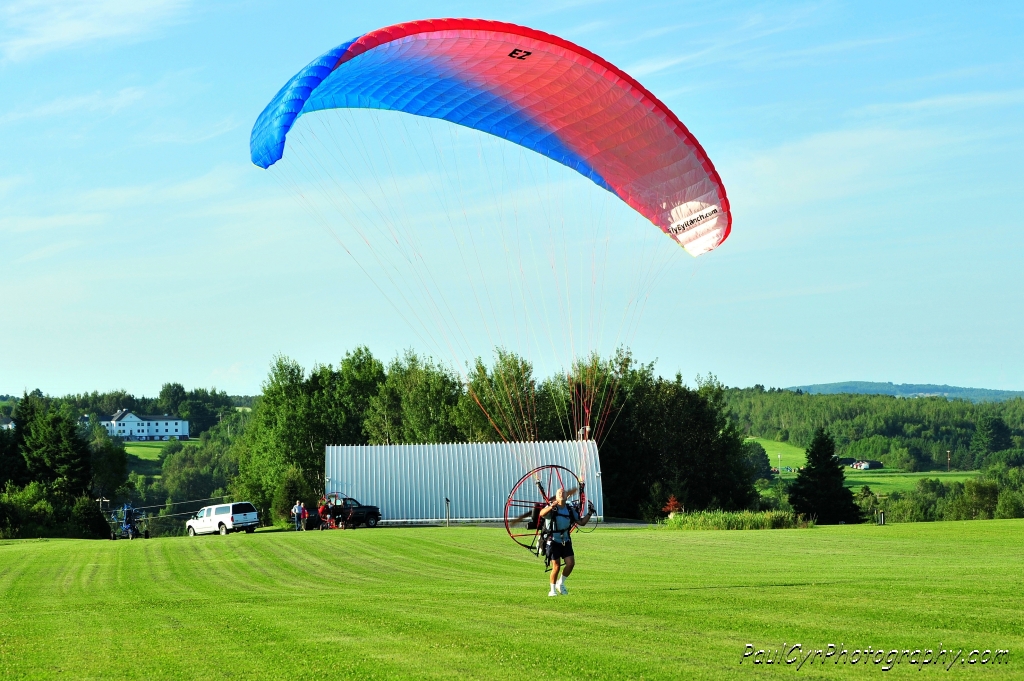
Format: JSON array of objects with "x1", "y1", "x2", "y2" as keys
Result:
[{"x1": 251, "y1": 18, "x2": 731, "y2": 256}]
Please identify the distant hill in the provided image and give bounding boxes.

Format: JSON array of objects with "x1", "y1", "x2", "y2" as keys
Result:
[{"x1": 787, "y1": 381, "x2": 1024, "y2": 403}]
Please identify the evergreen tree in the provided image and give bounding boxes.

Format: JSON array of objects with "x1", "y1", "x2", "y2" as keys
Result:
[
  {"x1": 787, "y1": 428, "x2": 861, "y2": 524},
  {"x1": 0, "y1": 425, "x2": 28, "y2": 487},
  {"x1": 87, "y1": 425, "x2": 128, "y2": 498},
  {"x1": 971, "y1": 415, "x2": 1013, "y2": 459},
  {"x1": 20, "y1": 403, "x2": 93, "y2": 496}
]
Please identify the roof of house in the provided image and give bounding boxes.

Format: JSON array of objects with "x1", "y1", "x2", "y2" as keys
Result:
[{"x1": 106, "y1": 409, "x2": 184, "y2": 423}]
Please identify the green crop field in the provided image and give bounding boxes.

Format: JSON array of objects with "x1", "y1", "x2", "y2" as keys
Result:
[{"x1": 1, "y1": 523, "x2": 1020, "y2": 679}]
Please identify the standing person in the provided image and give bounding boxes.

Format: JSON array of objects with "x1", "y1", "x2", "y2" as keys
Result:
[
  {"x1": 318, "y1": 500, "x2": 329, "y2": 530},
  {"x1": 291, "y1": 500, "x2": 302, "y2": 531},
  {"x1": 300, "y1": 502, "x2": 308, "y2": 531},
  {"x1": 538, "y1": 487, "x2": 595, "y2": 596}
]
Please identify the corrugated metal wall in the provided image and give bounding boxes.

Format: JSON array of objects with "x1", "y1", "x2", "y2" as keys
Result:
[{"x1": 325, "y1": 440, "x2": 603, "y2": 522}]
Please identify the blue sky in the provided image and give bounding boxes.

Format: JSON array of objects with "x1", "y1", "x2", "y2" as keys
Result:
[{"x1": 2, "y1": 0, "x2": 1022, "y2": 397}]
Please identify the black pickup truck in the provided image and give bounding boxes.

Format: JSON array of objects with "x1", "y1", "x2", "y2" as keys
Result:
[{"x1": 318, "y1": 495, "x2": 382, "y2": 529}]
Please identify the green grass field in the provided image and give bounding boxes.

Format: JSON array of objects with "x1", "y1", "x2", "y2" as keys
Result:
[
  {"x1": 844, "y1": 470, "x2": 981, "y2": 496},
  {"x1": 124, "y1": 441, "x2": 168, "y2": 478},
  {"x1": 748, "y1": 437, "x2": 808, "y2": 472},
  {"x1": 1, "y1": 523, "x2": 1020, "y2": 679},
  {"x1": 747, "y1": 438, "x2": 982, "y2": 494}
]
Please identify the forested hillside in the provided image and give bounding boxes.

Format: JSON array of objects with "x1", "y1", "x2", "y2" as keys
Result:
[
  {"x1": 724, "y1": 387, "x2": 1024, "y2": 471},
  {"x1": 789, "y1": 381, "x2": 1024, "y2": 402}
]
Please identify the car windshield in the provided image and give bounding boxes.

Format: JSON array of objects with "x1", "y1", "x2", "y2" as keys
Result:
[{"x1": 232, "y1": 503, "x2": 257, "y2": 514}]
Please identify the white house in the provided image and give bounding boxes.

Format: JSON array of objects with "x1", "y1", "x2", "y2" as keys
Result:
[
  {"x1": 100, "y1": 409, "x2": 189, "y2": 441},
  {"x1": 0, "y1": 416, "x2": 13, "y2": 431}
]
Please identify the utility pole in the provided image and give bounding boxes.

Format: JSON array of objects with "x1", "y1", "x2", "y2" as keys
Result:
[{"x1": 947, "y1": 450, "x2": 951, "y2": 472}]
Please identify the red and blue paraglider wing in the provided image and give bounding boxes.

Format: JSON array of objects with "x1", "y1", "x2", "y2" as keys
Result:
[{"x1": 250, "y1": 18, "x2": 730, "y2": 256}]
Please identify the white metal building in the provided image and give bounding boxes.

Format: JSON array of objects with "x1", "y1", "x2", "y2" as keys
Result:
[
  {"x1": 100, "y1": 409, "x2": 189, "y2": 441},
  {"x1": 324, "y1": 440, "x2": 603, "y2": 523}
]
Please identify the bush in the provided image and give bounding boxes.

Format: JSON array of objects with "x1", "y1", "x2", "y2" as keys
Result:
[
  {"x1": 0, "y1": 482, "x2": 110, "y2": 539},
  {"x1": 660, "y1": 509, "x2": 809, "y2": 531},
  {"x1": 69, "y1": 495, "x2": 111, "y2": 538},
  {"x1": 271, "y1": 465, "x2": 314, "y2": 524},
  {"x1": 995, "y1": 490, "x2": 1024, "y2": 519}
]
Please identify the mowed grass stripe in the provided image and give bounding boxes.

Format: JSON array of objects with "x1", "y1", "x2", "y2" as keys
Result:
[{"x1": 1, "y1": 523, "x2": 1022, "y2": 679}]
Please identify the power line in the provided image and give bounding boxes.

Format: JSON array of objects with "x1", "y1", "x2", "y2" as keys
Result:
[{"x1": 130, "y1": 495, "x2": 232, "y2": 512}]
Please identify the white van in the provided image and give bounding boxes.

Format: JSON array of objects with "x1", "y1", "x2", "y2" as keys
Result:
[{"x1": 186, "y1": 502, "x2": 259, "y2": 536}]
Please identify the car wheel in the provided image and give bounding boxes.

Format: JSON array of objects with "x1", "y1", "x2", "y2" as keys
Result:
[
  {"x1": 219, "y1": 524, "x2": 227, "y2": 536},
  {"x1": 110, "y1": 531, "x2": 117, "y2": 541},
  {"x1": 187, "y1": 526, "x2": 195, "y2": 537},
  {"x1": 144, "y1": 530, "x2": 150, "y2": 539},
  {"x1": 245, "y1": 527, "x2": 255, "y2": 534},
  {"x1": 367, "y1": 516, "x2": 379, "y2": 528}
]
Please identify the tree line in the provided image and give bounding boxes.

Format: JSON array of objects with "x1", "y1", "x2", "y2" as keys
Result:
[
  {"x1": 60, "y1": 384, "x2": 243, "y2": 436},
  {"x1": 724, "y1": 386, "x2": 1024, "y2": 471},
  {"x1": 1, "y1": 393, "x2": 126, "y2": 538},
  {"x1": 0, "y1": 383, "x2": 247, "y2": 538},
  {"x1": 232, "y1": 348, "x2": 763, "y2": 523},
  {"x1": 2, "y1": 348, "x2": 769, "y2": 536},
  {"x1": 8, "y1": 351, "x2": 1024, "y2": 538}
]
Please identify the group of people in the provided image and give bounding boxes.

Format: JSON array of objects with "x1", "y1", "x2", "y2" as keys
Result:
[
  {"x1": 290, "y1": 501, "x2": 308, "y2": 531},
  {"x1": 289, "y1": 498, "x2": 349, "y2": 531}
]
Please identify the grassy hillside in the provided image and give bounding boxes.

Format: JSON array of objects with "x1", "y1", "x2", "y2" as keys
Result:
[
  {"x1": 1, "y1": 523, "x2": 1020, "y2": 679},
  {"x1": 124, "y1": 440, "x2": 167, "y2": 478},
  {"x1": 748, "y1": 437, "x2": 807, "y2": 472}
]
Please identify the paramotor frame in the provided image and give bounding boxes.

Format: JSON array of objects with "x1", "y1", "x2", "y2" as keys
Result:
[{"x1": 504, "y1": 464, "x2": 587, "y2": 555}]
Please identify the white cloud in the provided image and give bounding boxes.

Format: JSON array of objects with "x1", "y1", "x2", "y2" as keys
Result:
[
  {"x1": 0, "y1": 212, "x2": 105, "y2": 234},
  {"x1": 0, "y1": 175, "x2": 27, "y2": 197},
  {"x1": 140, "y1": 116, "x2": 242, "y2": 145},
  {"x1": 76, "y1": 166, "x2": 243, "y2": 211},
  {"x1": 726, "y1": 126, "x2": 963, "y2": 211},
  {"x1": 562, "y1": 20, "x2": 611, "y2": 37},
  {"x1": 854, "y1": 90, "x2": 1024, "y2": 117},
  {"x1": 0, "y1": 87, "x2": 145, "y2": 124},
  {"x1": 0, "y1": 0, "x2": 189, "y2": 62},
  {"x1": 15, "y1": 239, "x2": 83, "y2": 263}
]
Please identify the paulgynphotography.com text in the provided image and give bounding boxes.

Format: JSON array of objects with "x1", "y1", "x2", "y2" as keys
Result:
[{"x1": 741, "y1": 644, "x2": 1009, "y2": 671}]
